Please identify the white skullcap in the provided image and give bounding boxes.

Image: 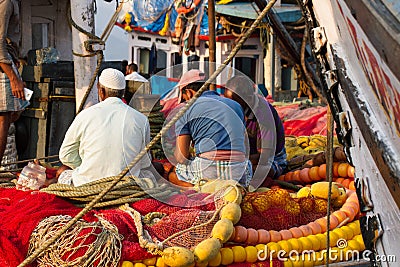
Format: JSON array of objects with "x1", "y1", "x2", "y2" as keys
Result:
[{"x1": 99, "y1": 68, "x2": 126, "y2": 90}]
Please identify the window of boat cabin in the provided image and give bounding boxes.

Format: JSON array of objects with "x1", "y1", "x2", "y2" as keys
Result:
[
  {"x1": 139, "y1": 48, "x2": 150, "y2": 78},
  {"x1": 32, "y1": 17, "x2": 54, "y2": 49},
  {"x1": 138, "y1": 48, "x2": 167, "y2": 77},
  {"x1": 234, "y1": 57, "x2": 257, "y2": 83}
]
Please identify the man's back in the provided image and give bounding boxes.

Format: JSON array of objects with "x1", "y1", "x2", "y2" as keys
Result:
[
  {"x1": 59, "y1": 97, "x2": 151, "y2": 186},
  {"x1": 125, "y1": 72, "x2": 148, "y2": 83},
  {"x1": 176, "y1": 91, "x2": 246, "y2": 155}
]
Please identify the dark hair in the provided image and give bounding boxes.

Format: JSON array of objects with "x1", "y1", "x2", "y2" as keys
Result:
[
  {"x1": 127, "y1": 63, "x2": 138, "y2": 73},
  {"x1": 182, "y1": 82, "x2": 205, "y2": 92},
  {"x1": 225, "y1": 75, "x2": 255, "y2": 101}
]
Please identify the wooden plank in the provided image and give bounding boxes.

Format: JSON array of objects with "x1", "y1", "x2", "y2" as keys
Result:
[
  {"x1": 21, "y1": 109, "x2": 46, "y2": 120},
  {"x1": 22, "y1": 62, "x2": 74, "y2": 82},
  {"x1": 37, "y1": 83, "x2": 49, "y2": 159}
]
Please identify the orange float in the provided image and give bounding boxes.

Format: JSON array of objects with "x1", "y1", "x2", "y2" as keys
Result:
[
  {"x1": 335, "y1": 177, "x2": 344, "y2": 185},
  {"x1": 232, "y1": 226, "x2": 248, "y2": 243},
  {"x1": 279, "y1": 229, "x2": 293, "y2": 240},
  {"x1": 338, "y1": 163, "x2": 350, "y2": 177},
  {"x1": 307, "y1": 221, "x2": 322, "y2": 235},
  {"x1": 309, "y1": 166, "x2": 321, "y2": 181},
  {"x1": 257, "y1": 229, "x2": 270, "y2": 244},
  {"x1": 284, "y1": 171, "x2": 293, "y2": 181},
  {"x1": 315, "y1": 217, "x2": 328, "y2": 233},
  {"x1": 299, "y1": 168, "x2": 312, "y2": 183},
  {"x1": 349, "y1": 180, "x2": 356, "y2": 190},
  {"x1": 288, "y1": 227, "x2": 303, "y2": 238},
  {"x1": 328, "y1": 214, "x2": 339, "y2": 230},
  {"x1": 347, "y1": 165, "x2": 355, "y2": 178},
  {"x1": 298, "y1": 225, "x2": 313, "y2": 237},
  {"x1": 332, "y1": 210, "x2": 348, "y2": 224},
  {"x1": 292, "y1": 170, "x2": 301, "y2": 182},
  {"x1": 269, "y1": 230, "x2": 282, "y2": 242},
  {"x1": 246, "y1": 228, "x2": 259, "y2": 245},
  {"x1": 318, "y1": 164, "x2": 327, "y2": 179},
  {"x1": 341, "y1": 178, "x2": 351, "y2": 189},
  {"x1": 333, "y1": 162, "x2": 340, "y2": 177},
  {"x1": 341, "y1": 205, "x2": 357, "y2": 221}
]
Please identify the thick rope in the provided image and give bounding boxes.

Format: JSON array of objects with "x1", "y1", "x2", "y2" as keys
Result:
[
  {"x1": 120, "y1": 204, "x2": 164, "y2": 255},
  {"x1": 41, "y1": 176, "x2": 177, "y2": 208},
  {"x1": 18, "y1": 1, "x2": 276, "y2": 266},
  {"x1": 300, "y1": 28, "x2": 327, "y2": 104},
  {"x1": 100, "y1": 0, "x2": 125, "y2": 42},
  {"x1": 325, "y1": 105, "x2": 335, "y2": 266},
  {"x1": 76, "y1": 51, "x2": 104, "y2": 114}
]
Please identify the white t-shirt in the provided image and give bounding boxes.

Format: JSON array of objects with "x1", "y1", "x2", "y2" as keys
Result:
[
  {"x1": 59, "y1": 97, "x2": 152, "y2": 186},
  {"x1": 125, "y1": 72, "x2": 148, "y2": 83}
]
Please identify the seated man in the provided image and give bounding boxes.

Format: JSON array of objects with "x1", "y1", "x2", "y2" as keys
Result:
[
  {"x1": 56, "y1": 68, "x2": 154, "y2": 187},
  {"x1": 125, "y1": 63, "x2": 148, "y2": 83},
  {"x1": 224, "y1": 75, "x2": 287, "y2": 184},
  {"x1": 168, "y1": 69, "x2": 252, "y2": 187}
]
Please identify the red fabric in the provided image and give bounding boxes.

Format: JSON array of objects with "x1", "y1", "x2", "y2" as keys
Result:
[
  {"x1": 0, "y1": 188, "x2": 216, "y2": 265},
  {"x1": 274, "y1": 105, "x2": 329, "y2": 136},
  {"x1": 160, "y1": 97, "x2": 180, "y2": 117},
  {"x1": 121, "y1": 241, "x2": 154, "y2": 261},
  {"x1": 45, "y1": 167, "x2": 57, "y2": 179},
  {"x1": 0, "y1": 188, "x2": 82, "y2": 267}
]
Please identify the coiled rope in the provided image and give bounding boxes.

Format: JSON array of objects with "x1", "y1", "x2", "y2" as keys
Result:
[
  {"x1": 18, "y1": 1, "x2": 276, "y2": 266},
  {"x1": 41, "y1": 176, "x2": 178, "y2": 208}
]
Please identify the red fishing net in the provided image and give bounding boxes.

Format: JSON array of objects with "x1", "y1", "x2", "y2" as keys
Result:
[
  {"x1": 239, "y1": 188, "x2": 328, "y2": 230},
  {"x1": 0, "y1": 188, "x2": 82, "y2": 266},
  {"x1": 2, "y1": 186, "x2": 308, "y2": 266},
  {"x1": 0, "y1": 187, "x2": 219, "y2": 265}
]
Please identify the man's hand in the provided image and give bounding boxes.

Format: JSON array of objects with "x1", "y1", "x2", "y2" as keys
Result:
[
  {"x1": 10, "y1": 77, "x2": 25, "y2": 100},
  {"x1": 0, "y1": 63, "x2": 25, "y2": 100}
]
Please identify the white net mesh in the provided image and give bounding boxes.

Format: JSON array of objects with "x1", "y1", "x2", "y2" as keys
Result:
[{"x1": 28, "y1": 215, "x2": 123, "y2": 267}]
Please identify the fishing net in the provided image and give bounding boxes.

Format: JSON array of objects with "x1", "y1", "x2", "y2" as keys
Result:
[
  {"x1": 144, "y1": 189, "x2": 225, "y2": 249},
  {"x1": 239, "y1": 188, "x2": 329, "y2": 230},
  {"x1": 149, "y1": 208, "x2": 218, "y2": 248},
  {"x1": 0, "y1": 186, "x2": 230, "y2": 265},
  {"x1": 0, "y1": 188, "x2": 82, "y2": 266},
  {"x1": 28, "y1": 215, "x2": 122, "y2": 267}
]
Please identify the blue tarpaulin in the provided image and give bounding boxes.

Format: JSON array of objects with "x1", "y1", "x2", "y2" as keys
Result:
[{"x1": 121, "y1": 1, "x2": 300, "y2": 34}]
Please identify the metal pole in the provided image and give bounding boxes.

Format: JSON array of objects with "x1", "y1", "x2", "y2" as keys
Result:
[
  {"x1": 208, "y1": 0, "x2": 216, "y2": 90},
  {"x1": 70, "y1": 0, "x2": 99, "y2": 112},
  {"x1": 270, "y1": 31, "x2": 276, "y2": 99}
]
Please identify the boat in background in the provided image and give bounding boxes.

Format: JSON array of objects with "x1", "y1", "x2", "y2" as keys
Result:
[{"x1": 307, "y1": 0, "x2": 400, "y2": 264}]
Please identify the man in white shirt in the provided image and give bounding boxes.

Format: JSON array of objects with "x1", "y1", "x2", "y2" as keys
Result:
[
  {"x1": 56, "y1": 68, "x2": 153, "y2": 186},
  {"x1": 125, "y1": 63, "x2": 148, "y2": 83}
]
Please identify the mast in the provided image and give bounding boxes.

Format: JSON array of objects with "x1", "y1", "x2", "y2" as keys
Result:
[
  {"x1": 208, "y1": 0, "x2": 216, "y2": 90},
  {"x1": 70, "y1": 0, "x2": 99, "y2": 112}
]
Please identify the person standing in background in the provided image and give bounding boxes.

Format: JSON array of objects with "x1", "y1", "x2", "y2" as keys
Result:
[
  {"x1": 121, "y1": 59, "x2": 128, "y2": 75},
  {"x1": 125, "y1": 63, "x2": 148, "y2": 83},
  {"x1": 0, "y1": 0, "x2": 29, "y2": 164}
]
